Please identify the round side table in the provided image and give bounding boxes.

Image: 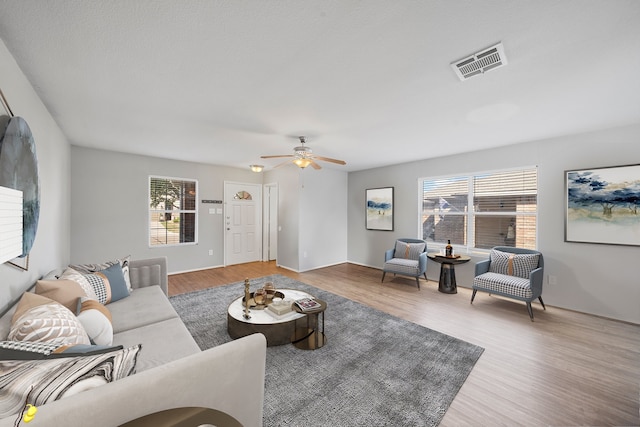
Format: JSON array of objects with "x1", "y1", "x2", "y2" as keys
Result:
[
  {"x1": 291, "y1": 298, "x2": 327, "y2": 350},
  {"x1": 427, "y1": 254, "x2": 471, "y2": 294}
]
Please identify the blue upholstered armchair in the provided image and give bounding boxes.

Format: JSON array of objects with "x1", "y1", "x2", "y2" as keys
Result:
[
  {"x1": 381, "y1": 238, "x2": 428, "y2": 289},
  {"x1": 471, "y1": 246, "x2": 545, "y2": 321}
]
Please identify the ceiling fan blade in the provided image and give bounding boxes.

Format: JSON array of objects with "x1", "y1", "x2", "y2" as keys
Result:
[
  {"x1": 313, "y1": 155, "x2": 346, "y2": 165},
  {"x1": 309, "y1": 160, "x2": 322, "y2": 170},
  {"x1": 261, "y1": 154, "x2": 294, "y2": 159}
]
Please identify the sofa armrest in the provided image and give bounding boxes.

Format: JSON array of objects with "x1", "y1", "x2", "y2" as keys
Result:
[
  {"x1": 529, "y1": 266, "x2": 544, "y2": 298},
  {"x1": 475, "y1": 259, "x2": 490, "y2": 276},
  {"x1": 129, "y1": 257, "x2": 168, "y2": 295},
  {"x1": 384, "y1": 248, "x2": 394, "y2": 262},
  {"x1": 0, "y1": 333, "x2": 267, "y2": 427},
  {"x1": 418, "y1": 252, "x2": 427, "y2": 274}
]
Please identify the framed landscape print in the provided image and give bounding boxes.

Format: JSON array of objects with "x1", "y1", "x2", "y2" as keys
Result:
[
  {"x1": 366, "y1": 187, "x2": 393, "y2": 231},
  {"x1": 565, "y1": 164, "x2": 640, "y2": 246}
]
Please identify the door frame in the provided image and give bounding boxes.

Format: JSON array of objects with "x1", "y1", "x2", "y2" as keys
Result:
[{"x1": 262, "y1": 182, "x2": 278, "y2": 262}]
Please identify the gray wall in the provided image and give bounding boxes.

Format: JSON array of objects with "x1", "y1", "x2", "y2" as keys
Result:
[
  {"x1": 70, "y1": 146, "x2": 262, "y2": 273},
  {"x1": 265, "y1": 166, "x2": 348, "y2": 272},
  {"x1": 0, "y1": 40, "x2": 71, "y2": 314},
  {"x1": 348, "y1": 124, "x2": 640, "y2": 324}
]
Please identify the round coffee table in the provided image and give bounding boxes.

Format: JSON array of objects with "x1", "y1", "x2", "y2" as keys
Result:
[{"x1": 227, "y1": 289, "x2": 310, "y2": 346}]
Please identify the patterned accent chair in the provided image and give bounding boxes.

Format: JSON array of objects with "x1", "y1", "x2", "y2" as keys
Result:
[
  {"x1": 471, "y1": 246, "x2": 545, "y2": 321},
  {"x1": 381, "y1": 238, "x2": 428, "y2": 289}
]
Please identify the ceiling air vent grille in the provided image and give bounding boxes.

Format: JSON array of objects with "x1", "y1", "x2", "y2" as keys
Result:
[{"x1": 451, "y1": 42, "x2": 507, "y2": 81}]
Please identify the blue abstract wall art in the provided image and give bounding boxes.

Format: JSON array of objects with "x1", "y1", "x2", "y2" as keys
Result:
[
  {"x1": 366, "y1": 187, "x2": 393, "y2": 231},
  {"x1": 565, "y1": 164, "x2": 640, "y2": 246},
  {"x1": 0, "y1": 116, "x2": 40, "y2": 259}
]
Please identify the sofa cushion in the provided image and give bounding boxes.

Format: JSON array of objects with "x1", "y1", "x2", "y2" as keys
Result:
[
  {"x1": 473, "y1": 272, "x2": 534, "y2": 299},
  {"x1": 107, "y1": 286, "x2": 179, "y2": 334},
  {"x1": 383, "y1": 257, "x2": 420, "y2": 275},
  {"x1": 70, "y1": 255, "x2": 132, "y2": 292},
  {"x1": 113, "y1": 318, "x2": 199, "y2": 372},
  {"x1": 394, "y1": 241, "x2": 425, "y2": 260},
  {"x1": 489, "y1": 249, "x2": 540, "y2": 279},
  {"x1": 8, "y1": 293, "x2": 90, "y2": 346},
  {"x1": 0, "y1": 344, "x2": 140, "y2": 418}
]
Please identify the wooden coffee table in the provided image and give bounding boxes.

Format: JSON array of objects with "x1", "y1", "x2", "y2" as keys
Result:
[{"x1": 227, "y1": 289, "x2": 311, "y2": 346}]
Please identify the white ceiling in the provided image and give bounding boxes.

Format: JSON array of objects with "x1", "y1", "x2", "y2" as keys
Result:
[{"x1": 1, "y1": 0, "x2": 639, "y2": 172}]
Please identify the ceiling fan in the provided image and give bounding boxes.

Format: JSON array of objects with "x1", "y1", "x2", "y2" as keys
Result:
[{"x1": 261, "y1": 136, "x2": 346, "y2": 170}]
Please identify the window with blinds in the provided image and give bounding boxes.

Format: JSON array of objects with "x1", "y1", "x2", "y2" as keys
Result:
[
  {"x1": 420, "y1": 167, "x2": 538, "y2": 251},
  {"x1": 149, "y1": 176, "x2": 198, "y2": 246}
]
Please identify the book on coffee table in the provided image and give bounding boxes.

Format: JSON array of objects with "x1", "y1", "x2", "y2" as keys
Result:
[{"x1": 294, "y1": 297, "x2": 322, "y2": 312}]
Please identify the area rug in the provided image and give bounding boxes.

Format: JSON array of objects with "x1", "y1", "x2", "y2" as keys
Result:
[{"x1": 170, "y1": 275, "x2": 484, "y2": 426}]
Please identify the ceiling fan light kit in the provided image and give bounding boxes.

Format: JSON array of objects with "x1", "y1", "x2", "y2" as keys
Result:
[
  {"x1": 261, "y1": 136, "x2": 346, "y2": 170},
  {"x1": 249, "y1": 164, "x2": 264, "y2": 172}
]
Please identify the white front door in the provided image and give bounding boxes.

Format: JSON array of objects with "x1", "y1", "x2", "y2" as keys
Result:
[{"x1": 224, "y1": 182, "x2": 262, "y2": 266}]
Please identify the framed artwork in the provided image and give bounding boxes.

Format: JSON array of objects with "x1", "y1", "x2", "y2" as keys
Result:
[
  {"x1": 565, "y1": 163, "x2": 640, "y2": 246},
  {"x1": 366, "y1": 187, "x2": 394, "y2": 231}
]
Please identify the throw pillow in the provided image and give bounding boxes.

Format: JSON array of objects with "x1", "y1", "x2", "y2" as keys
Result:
[
  {"x1": 0, "y1": 340, "x2": 123, "y2": 360},
  {"x1": 489, "y1": 249, "x2": 540, "y2": 279},
  {"x1": 83, "y1": 263, "x2": 130, "y2": 304},
  {"x1": 62, "y1": 264, "x2": 130, "y2": 305},
  {"x1": 8, "y1": 293, "x2": 91, "y2": 346},
  {"x1": 394, "y1": 241, "x2": 425, "y2": 260},
  {"x1": 34, "y1": 279, "x2": 86, "y2": 312},
  {"x1": 58, "y1": 267, "x2": 99, "y2": 301},
  {"x1": 0, "y1": 344, "x2": 141, "y2": 418},
  {"x1": 70, "y1": 255, "x2": 132, "y2": 291},
  {"x1": 76, "y1": 298, "x2": 113, "y2": 346}
]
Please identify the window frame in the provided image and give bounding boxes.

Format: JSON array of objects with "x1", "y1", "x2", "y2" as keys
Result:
[
  {"x1": 148, "y1": 175, "x2": 198, "y2": 247},
  {"x1": 418, "y1": 166, "x2": 538, "y2": 254}
]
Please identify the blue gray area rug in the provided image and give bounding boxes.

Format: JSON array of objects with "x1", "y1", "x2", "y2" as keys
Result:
[{"x1": 170, "y1": 275, "x2": 483, "y2": 426}]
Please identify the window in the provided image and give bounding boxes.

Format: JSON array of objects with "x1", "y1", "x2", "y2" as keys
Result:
[
  {"x1": 149, "y1": 176, "x2": 197, "y2": 246},
  {"x1": 420, "y1": 167, "x2": 537, "y2": 251}
]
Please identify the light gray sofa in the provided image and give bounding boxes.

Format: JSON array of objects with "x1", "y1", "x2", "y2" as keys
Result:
[{"x1": 0, "y1": 257, "x2": 266, "y2": 427}]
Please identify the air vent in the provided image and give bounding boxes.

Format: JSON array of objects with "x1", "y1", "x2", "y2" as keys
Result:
[{"x1": 451, "y1": 42, "x2": 507, "y2": 81}]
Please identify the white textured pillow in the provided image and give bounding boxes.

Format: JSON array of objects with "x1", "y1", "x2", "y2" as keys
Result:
[
  {"x1": 77, "y1": 299, "x2": 113, "y2": 346},
  {"x1": 9, "y1": 293, "x2": 90, "y2": 346}
]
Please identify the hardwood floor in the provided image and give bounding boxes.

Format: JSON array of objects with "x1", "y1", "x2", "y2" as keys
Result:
[{"x1": 169, "y1": 262, "x2": 640, "y2": 426}]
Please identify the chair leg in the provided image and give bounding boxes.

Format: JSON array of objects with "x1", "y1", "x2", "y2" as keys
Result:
[
  {"x1": 415, "y1": 277, "x2": 420, "y2": 290},
  {"x1": 538, "y1": 296, "x2": 546, "y2": 310},
  {"x1": 526, "y1": 302, "x2": 534, "y2": 321},
  {"x1": 470, "y1": 289, "x2": 477, "y2": 304},
  {"x1": 423, "y1": 273, "x2": 428, "y2": 281},
  {"x1": 381, "y1": 272, "x2": 386, "y2": 283}
]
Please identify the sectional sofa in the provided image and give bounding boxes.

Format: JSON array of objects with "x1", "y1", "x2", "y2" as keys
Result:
[{"x1": 0, "y1": 257, "x2": 266, "y2": 426}]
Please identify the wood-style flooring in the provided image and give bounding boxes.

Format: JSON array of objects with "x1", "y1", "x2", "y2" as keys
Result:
[{"x1": 169, "y1": 261, "x2": 640, "y2": 426}]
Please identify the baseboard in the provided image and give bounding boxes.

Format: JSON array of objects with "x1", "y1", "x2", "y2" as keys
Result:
[{"x1": 169, "y1": 264, "x2": 224, "y2": 275}]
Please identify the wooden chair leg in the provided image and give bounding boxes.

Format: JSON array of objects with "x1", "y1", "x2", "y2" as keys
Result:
[
  {"x1": 381, "y1": 272, "x2": 386, "y2": 283},
  {"x1": 538, "y1": 296, "x2": 546, "y2": 310},
  {"x1": 470, "y1": 289, "x2": 477, "y2": 304},
  {"x1": 415, "y1": 277, "x2": 420, "y2": 290}
]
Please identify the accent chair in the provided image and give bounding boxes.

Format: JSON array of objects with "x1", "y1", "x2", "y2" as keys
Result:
[
  {"x1": 471, "y1": 246, "x2": 545, "y2": 321},
  {"x1": 381, "y1": 238, "x2": 428, "y2": 289}
]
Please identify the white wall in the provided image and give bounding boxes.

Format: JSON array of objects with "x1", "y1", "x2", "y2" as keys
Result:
[
  {"x1": 70, "y1": 146, "x2": 262, "y2": 273},
  {"x1": 0, "y1": 39, "x2": 70, "y2": 314},
  {"x1": 348, "y1": 124, "x2": 640, "y2": 324}
]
